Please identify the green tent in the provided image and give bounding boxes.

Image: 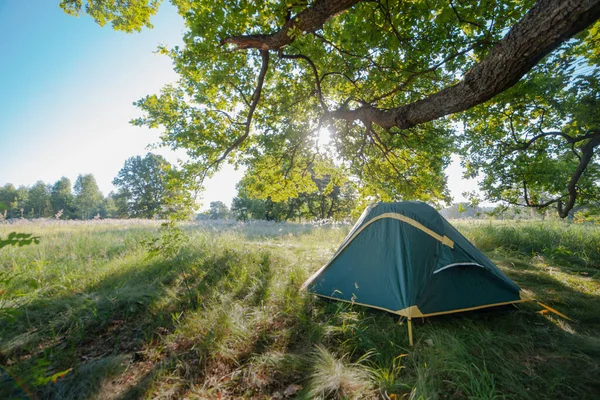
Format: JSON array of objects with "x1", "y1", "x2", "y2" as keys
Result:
[{"x1": 303, "y1": 202, "x2": 529, "y2": 322}]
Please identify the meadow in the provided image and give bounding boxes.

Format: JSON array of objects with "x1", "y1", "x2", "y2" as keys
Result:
[{"x1": 0, "y1": 218, "x2": 599, "y2": 399}]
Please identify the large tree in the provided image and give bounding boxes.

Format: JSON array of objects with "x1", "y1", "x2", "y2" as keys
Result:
[
  {"x1": 63, "y1": 0, "x2": 600, "y2": 211},
  {"x1": 112, "y1": 153, "x2": 173, "y2": 218},
  {"x1": 207, "y1": 201, "x2": 230, "y2": 220}
]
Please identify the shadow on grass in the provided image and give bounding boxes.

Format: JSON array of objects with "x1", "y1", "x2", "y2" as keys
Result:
[
  {"x1": 492, "y1": 254, "x2": 600, "y2": 330},
  {"x1": 0, "y1": 247, "x2": 243, "y2": 399},
  {"x1": 97, "y1": 250, "x2": 277, "y2": 400}
]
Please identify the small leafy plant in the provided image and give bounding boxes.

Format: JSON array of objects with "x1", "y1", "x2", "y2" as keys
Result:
[{"x1": 0, "y1": 232, "x2": 40, "y2": 249}]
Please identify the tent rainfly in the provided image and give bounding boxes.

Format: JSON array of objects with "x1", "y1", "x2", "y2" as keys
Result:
[{"x1": 302, "y1": 201, "x2": 533, "y2": 345}]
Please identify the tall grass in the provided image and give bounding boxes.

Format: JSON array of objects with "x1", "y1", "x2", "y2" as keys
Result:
[
  {"x1": 454, "y1": 219, "x2": 600, "y2": 269},
  {"x1": 0, "y1": 219, "x2": 598, "y2": 399}
]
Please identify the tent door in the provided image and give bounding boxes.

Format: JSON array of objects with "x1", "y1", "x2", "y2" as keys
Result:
[{"x1": 434, "y1": 262, "x2": 486, "y2": 274}]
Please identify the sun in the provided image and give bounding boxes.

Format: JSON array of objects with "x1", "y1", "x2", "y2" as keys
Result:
[{"x1": 316, "y1": 127, "x2": 332, "y2": 146}]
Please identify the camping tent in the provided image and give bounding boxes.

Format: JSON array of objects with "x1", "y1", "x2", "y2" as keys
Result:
[{"x1": 302, "y1": 202, "x2": 530, "y2": 343}]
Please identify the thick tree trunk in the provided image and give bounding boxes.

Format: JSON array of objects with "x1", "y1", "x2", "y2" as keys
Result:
[
  {"x1": 328, "y1": 0, "x2": 600, "y2": 130},
  {"x1": 326, "y1": 198, "x2": 336, "y2": 219},
  {"x1": 222, "y1": 0, "x2": 599, "y2": 130}
]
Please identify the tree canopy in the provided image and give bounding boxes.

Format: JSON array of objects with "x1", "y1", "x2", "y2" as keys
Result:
[
  {"x1": 63, "y1": 0, "x2": 600, "y2": 216},
  {"x1": 113, "y1": 153, "x2": 174, "y2": 218},
  {"x1": 232, "y1": 154, "x2": 357, "y2": 221},
  {"x1": 74, "y1": 174, "x2": 104, "y2": 219},
  {"x1": 460, "y1": 32, "x2": 600, "y2": 217},
  {"x1": 50, "y1": 177, "x2": 75, "y2": 219},
  {"x1": 208, "y1": 201, "x2": 230, "y2": 219}
]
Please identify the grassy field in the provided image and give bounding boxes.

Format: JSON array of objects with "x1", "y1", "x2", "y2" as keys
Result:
[{"x1": 1, "y1": 219, "x2": 599, "y2": 399}]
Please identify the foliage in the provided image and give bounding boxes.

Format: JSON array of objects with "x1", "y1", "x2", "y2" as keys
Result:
[
  {"x1": 459, "y1": 25, "x2": 600, "y2": 218},
  {"x1": 1, "y1": 175, "x2": 125, "y2": 221},
  {"x1": 15, "y1": 186, "x2": 29, "y2": 219},
  {"x1": 0, "y1": 219, "x2": 598, "y2": 398},
  {"x1": 0, "y1": 232, "x2": 40, "y2": 250},
  {"x1": 144, "y1": 220, "x2": 189, "y2": 259},
  {"x1": 59, "y1": 1, "x2": 599, "y2": 214},
  {"x1": 206, "y1": 201, "x2": 229, "y2": 220},
  {"x1": 98, "y1": 192, "x2": 120, "y2": 218},
  {"x1": 232, "y1": 155, "x2": 358, "y2": 221},
  {"x1": 112, "y1": 153, "x2": 174, "y2": 218},
  {"x1": 231, "y1": 194, "x2": 277, "y2": 222},
  {"x1": 441, "y1": 203, "x2": 487, "y2": 219},
  {"x1": 50, "y1": 177, "x2": 75, "y2": 219},
  {"x1": 27, "y1": 181, "x2": 51, "y2": 219},
  {"x1": 0, "y1": 184, "x2": 18, "y2": 219},
  {"x1": 121, "y1": 0, "x2": 534, "y2": 205},
  {"x1": 130, "y1": 0, "x2": 475, "y2": 204},
  {"x1": 73, "y1": 174, "x2": 104, "y2": 220},
  {"x1": 574, "y1": 206, "x2": 600, "y2": 224},
  {"x1": 59, "y1": 0, "x2": 162, "y2": 32}
]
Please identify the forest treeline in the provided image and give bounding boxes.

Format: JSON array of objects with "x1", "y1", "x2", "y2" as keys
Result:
[
  {"x1": 4, "y1": 150, "x2": 598, "y2": 222},
  {"x1": 1, "y1": 151, "x2": 360, "y2": 222},
  {"x1": 0, "y1": 175, "x2": 111, "y2": 220},
  {"x1": 0, "y1": 153, "x2": 179, "y2": 220}
]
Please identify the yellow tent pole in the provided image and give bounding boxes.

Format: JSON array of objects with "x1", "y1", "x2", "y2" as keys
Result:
[
  {"x1": 537, "y1": 301, "x2": 573, "y2": 321},
  {"x1": 408, "y1": 318, "x2": 414, "y2": 346}
]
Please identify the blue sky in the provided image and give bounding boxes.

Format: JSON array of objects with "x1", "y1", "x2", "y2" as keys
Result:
[
  {"x1": 0, "y1": 1, "x2": 477, "y2": 208},
  {"x1": 0, "y1": 0, "x2": 242, "y2": 207}
]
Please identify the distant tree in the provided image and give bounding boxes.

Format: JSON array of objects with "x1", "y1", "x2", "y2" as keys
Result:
[
  {"x1": 305, "y1": 171, "x2": 357, "y2": 221},
  {"x1": 231, "y1": 193, "x2": 289, "y2": 222},
  {"x1": 99, "y1": 193, "x2": 119, "y2": 219},
  {"x1": 27, "y1": 181, "x2": 51, "y2": 218},
  {"x1": 112, "y1": 153, "x2": 172, "y2": 218},
  {"x1": 208, "y1": 201, "x2": 229, "y2": 220},
  {"x1": 231, "y1": 195, "x2": 269, "y2": 221},
  {"x1": 15, "y1": 186, "x2": 29, "y2": 219},
  {"x1": 111, "y1": 191, "x2": 130, "y2": 219},
  {"x1": 74, "y1": 174, "x2": 103, "y2": 220},
  {"x1": 50, "y1": 177, "x2": 75, "y2": 219},
  {"x1": 0, "y1": 184, "x2": 18, "y2": 219},
  {"x1": 233, "y1": 155, "x2": 357, "y2": 221},
  {"x1": 441, "y1": 203, "x2": 484, "y2": 219}
]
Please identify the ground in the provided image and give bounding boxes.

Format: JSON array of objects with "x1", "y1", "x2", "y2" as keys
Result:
[{"x1": 0, "y1": 218, "x2": 599, "y2": 399}]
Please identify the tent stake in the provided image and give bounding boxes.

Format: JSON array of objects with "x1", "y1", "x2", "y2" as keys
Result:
[{"x1": 408, "y1": 317, "x2": 413, "y2": 346}]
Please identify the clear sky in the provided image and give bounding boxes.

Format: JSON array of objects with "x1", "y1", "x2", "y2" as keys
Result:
[{"x1": 0, "y1": 1, "x2": 477, "y2": 209}]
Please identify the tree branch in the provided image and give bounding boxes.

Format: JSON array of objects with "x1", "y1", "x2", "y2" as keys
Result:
[
  {"x1": 516, "y1": 132, "x2": 600, "y2": 217},
  {"x1": 558, "y1": 133, "x2": 600, "y2": 218},
  {"x1": 209, "y1": 51, "x2": 270, "y2": 171},
  {"x1": 280, "y1": 52, "x2": 328, "y2": 110},
  {"x1": 517, "y1": 129, "x2": 600, "y2": 150},
  {"x1": 328, "y1": 0, "x2": 600, "y2": 130},
  {"x1": 221, "y1": 0, "x2": 362, "y2": 50},
  {"x1": 368, "y1": 41, "x2": 482, "y2": 104},
  {"x1": 449, "y1": 0, "x2": 484, "y2": 29}
]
